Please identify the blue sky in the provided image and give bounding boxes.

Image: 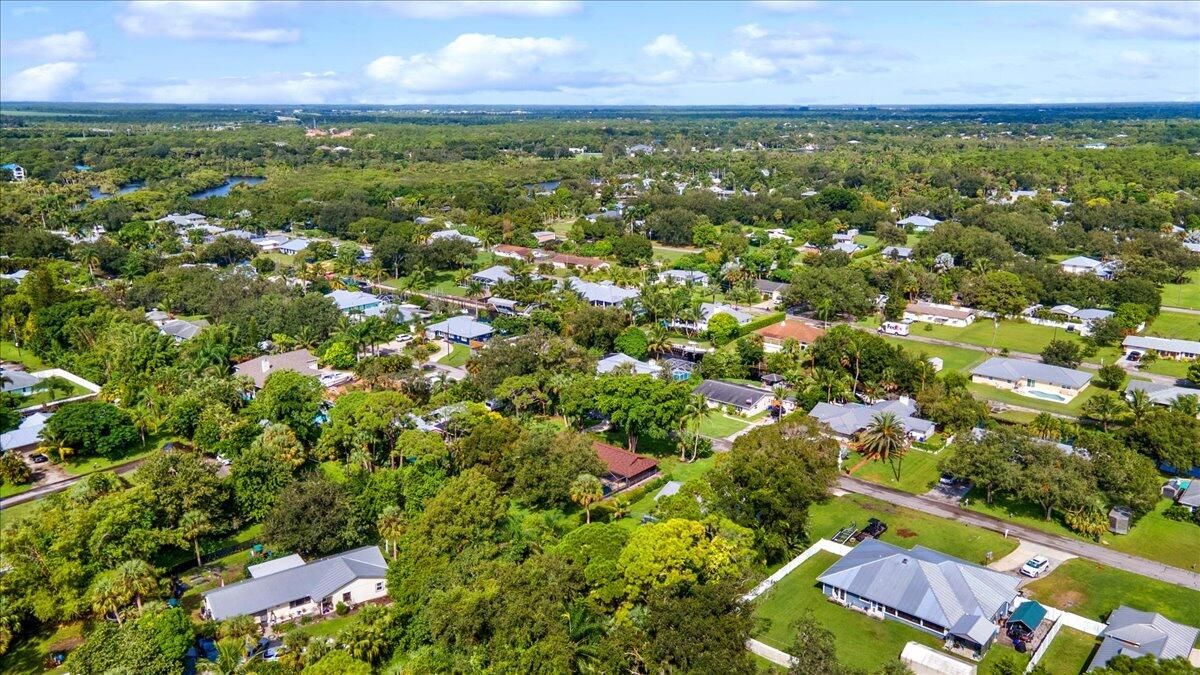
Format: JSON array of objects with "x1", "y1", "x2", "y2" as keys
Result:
[{"x1": 1, "y1": 1, "x2": 1197, "y2": 105}]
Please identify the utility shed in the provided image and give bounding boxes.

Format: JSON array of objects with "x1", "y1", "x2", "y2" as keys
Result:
[
  {"x1": 1108, "y1": 506, "x2": 1133, "y2": 535},
  {"x1": 900, "y1": 642, "x2": 977, "y2": 675}
]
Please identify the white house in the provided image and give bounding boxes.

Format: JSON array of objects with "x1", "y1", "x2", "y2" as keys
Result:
[
  {"x1": 830, "y1": 241, "x2": 863, "y2": 255},
  {"x1": 279, "y1": 238, "x2": 311, "y2": 256},
  {"x1": 563, "y1": 277, "x2": 638, "y2": 307},
  {"x1": 1123, "y1": 335, "x2": 1200, "y2": 361},
  {"x1": 809, "y1": 397, "x2": 936, "y2": 443},
  {"x1": 897, "y1": 214, "x2": 940, "y2": 232},
  {"x1": 658, "y1": 269, "x2": 709, "y2": 286},
  {"x1": 693, "y1": 379, "x2": 773, "y2": 415},
  {"x1": 596, "y1": 353, "x2": 663, "y2": 376},
  {"x1": 470, "y1": 265, "x2": 516, "y2": 288},
  {"x1": 904, "y1": 302, "x2": 976, "y2": 328},
  {"x1": 429, "y1": 229, "x2": 481, "y2": 247},
  {"x1": 326, "y1": 290, "x2": 384, "y2": 315},
  {"x1": 670, "y1": 303, "x2": 754, "y2": 332},
  {"x1": 1, "y1": 163, "x2": 26, "y2": 182},
  {"x1": 202, "y1": 546, "x2": 388, "y2": 627},
  {"x1": 881, "y1": 246, "x2": 914, "y2": 261},
  {"x1": 970, "y1": 357, "x2": 1093, "y2": 402},
  {"x1": 1059, "y1": 256, "x2": 1116, "y2": 279}
]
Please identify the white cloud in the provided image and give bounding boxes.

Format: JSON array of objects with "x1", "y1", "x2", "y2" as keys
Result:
[
  {"x1": 365, "y1": 34, "x2": 582, "y2": 93},
  {"x1": 3, "y1": 30, "x2": 94, "y2": 60},
  {"x1": 643, "y1": 35, "x2": 694, "y2": 66},
  {"x1": 365, "y1": 1, "x2": 581, "y2": 19},
  {"x1": 12, "y1": 5, "x2": 49, "y2": 16},
  {"x1": 117, "y1": 1, "x2": 300, "y2": 43},
  {"x1": 1, "y1": 61, "x2": 83, "y2": 101},
  {"x1": 1076, "y1": 2, "x2": 1200, "y2": 39},
  {"x1": 752, "y1": 1, "x2": 820, "y2": 13},
  {"x1": 91, "y1": 71, "x2": 353, "y2": 103}
]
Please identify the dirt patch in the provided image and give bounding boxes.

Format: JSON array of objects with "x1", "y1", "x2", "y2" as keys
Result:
[
  {"x1": 895, "y1": 528, "x2": 918, "y2": 538},
  {"x1": 1052, "y1": 590, "x2": 1085, "y2": 609}
]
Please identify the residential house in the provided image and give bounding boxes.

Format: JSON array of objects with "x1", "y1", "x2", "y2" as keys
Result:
[
  {"x1": 584, "y1": 209, "x2": 622, "y2": 223},
  {"x1": 1, "y1": 269, "x2": 29, "y2": 282},
  {"x1": 832, "y1": 229, "x2": 860, "y2": 243},
  {"x1": 817, "y1": 539, "x2": 1020, "y2": 656},
  {"x1": 159, "y1": 318, "x2": 206, "y2": 342},
  {"x1": 591, "y1": 441, "x2": 659, "y2": 494},
  {"x1": 424, "y1": 315, "x2": 494, "y2": 345},
  {"x1": 905, "y1": 302, "x2": 976, "y2": 328},
  {"x1": 563, "y1": 277, "x2": 638, "y2": 307},
  {"x1": 1124, "y1": 381, "x2": 1200, "y2": 412},
  {"x1": 486, "y1": 297, "x2": 531, "y2": 316},
  {"x1": 881, "y1": 246, "x2": 914, "y2": 261},
  {"x1": 1, "y1": 163, "x2": 26, "y2": 182},
  {"x1": 596, "y1": 352, "x2": 663, "y2": 376},
  {"x1": 219, "y1": 229, "x2": 257, "y2": 240},
  {"x1": 766, "y1": 228, "x2": 794, "y2": 243},
  {"x1": 202, "y1": 546, "x2": 389, "y2": 627},
  {"x1": 550, "y1": 253, "x2": 609, "y2": 270},
  {"x1": 626, "y1": 144, "x2": 655, "y2": 156},
  {"x1": 658, "y1": 269, "x2": 710, "y2": 286},
  {"x1": 251, "y1": 235, "x2": 290, "y2": 252},
  {"x1": 809, "y1": 398, "x2": 936, "y2": 443},
  {"x1": 692, "y1": 379, "x2": 773, "y2": 415},
  {"x1": 235, "y1": 349, "x2": 353, "y2": 390},
  {"x1": 326, "y1": 290, "x2": 384, "y2": 315},
  {"x1": 0, "y1": 369, "x2": 41, "y2": 396},
  {"x1": 1059, "y1": 256, "x2": 1116, "y2": 279},
  {"x1": 970, "y1": 357, "x2": 1093, "y2": 402},
  {"x1": 897, "y1": 214, "x2": 940, "y2": 232},
  {"x1": 831, "y1": 241, "x2": 863, "y2": 255},
  {"x1": 754, "y1": 279, "x2": 791, "y2": 304},
  {"x1": 492, "y1": 244, "x2": 536, "y2": 261},
  {"x1": 0, "y1": 412, "x2": 50, "y2": 452},
  {"x1": 671, "y1": 303, "x2": 754, "y2": 332},
  {"x1": 755, "y1": 319, "x2": 824, "y2": 352},
  {"x1": 1162, "y1": 478, "x2": 1200, "y2": 512},
  {"x1": 662, "y1": 357, "x2": 696, "y2": 382},
  {"x1": 279, "y1": 238, "x2": 311, "y2": 256},
  {"x1": 1087, "y1": 607, "x2": 1199, "y2": 671},
  {"x1": 1123, "y1": 335, "x2": 1200, "y2": 361},
  {"x1": 470, "y1": 265, "x2": 516, "y2": 288},
  {"x1": 430, "y1": 229, "x2": 481, "y2": 246},
  {"x1": 532, "y1": 231, "x2": 558, "y2": 245},
  {"x1": 1022, "y1": 304, "x2": 1120, "y2": 337}
]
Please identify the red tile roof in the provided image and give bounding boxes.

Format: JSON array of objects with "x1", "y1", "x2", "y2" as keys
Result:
[
  {"x1": 592, "y1": 441, "x2": 659, "y2": 479},
  {"x1": 756, "y1": 320, "x2": 826, "y2": 344}
]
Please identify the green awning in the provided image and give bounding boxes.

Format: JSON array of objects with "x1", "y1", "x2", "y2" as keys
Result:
[{"x1": 1009, "y1": 601, "x2": 1047, "y2": 631}]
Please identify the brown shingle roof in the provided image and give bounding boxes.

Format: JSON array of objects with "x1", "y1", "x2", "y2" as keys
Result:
[
  {"x1": 592, "y1": 441, "x2": 658, "y2": 479},
  {"x1": 552, "y1": 253, "x2": 608, "y2": 268},
  {"x1": 756, "y1": 320, "x2": 826, "y2": 344},
  {"x1": 493, "y1": 244, "x2": 534, "y2": 259}
]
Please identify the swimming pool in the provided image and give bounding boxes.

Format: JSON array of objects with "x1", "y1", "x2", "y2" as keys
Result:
[{"x1": 1017, "y1": 388, "x2": 1069, "y2": 402}]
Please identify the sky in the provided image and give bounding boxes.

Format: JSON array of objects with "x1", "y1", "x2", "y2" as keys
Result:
[{"x1": 0, "y1": 0, "x2": 1197, "y2": 105}]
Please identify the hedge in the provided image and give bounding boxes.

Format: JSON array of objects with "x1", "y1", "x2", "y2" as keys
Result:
[{"x1": 737, "y1": 312, "x2": 785, "y2": 337}]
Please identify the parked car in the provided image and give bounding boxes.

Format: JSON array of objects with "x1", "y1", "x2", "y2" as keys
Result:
[
  {"x1": 939, "y1": 472, "x2": 956, "y2": 487},
  {"x1": 30, "y1": 453, "x2": 48, "y2": 464},
  {"x1": 1127, "y1": 351, "x2": 1142, "y2": 362},
  {"x1": 1020, "y1": 555, "x2": 1051, "y2": 578}
]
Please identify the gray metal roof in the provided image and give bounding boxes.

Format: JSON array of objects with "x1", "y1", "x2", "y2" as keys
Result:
[
  {"x1": 1125, "y1": 380, "x2": 1200, "y2": 408},
  {"x1": 693, "y1": 379, "x2": 771, "y2": 409},
  {"x1": 159, "y1": 319, "x2": 205, "y2": 340},
  {"x1": 971, "y1": 357, "x2": 1092, "y2": 389},
  {"x1": 1089, "y1": 606, "x2": 1199, "y2": 671},
  {"x1": 1123, "y1": 335, "x2": 1200, "y2": 356},
  {"x1": 1, "y1": 369, "x2": 41, "y2": 393},
  {"x1": 564, "y1": 277, "x2": 638, "y2": 306},
  {"x1": 248, "y1": 554, "x2": 306, "y2": 578},
  {"x1": 817, "y1": 539, "x2": 1019, "y2": 633},
  {"x1": 1178, "y1": 480, "x2": 1200, "y2": 508},
  {"x1": 471, "y1": 265, "x2": 515, "y2": 285},
  {"x1": 882, "y1": 246, "x2": 913, "y2": 258},
  {"x1": 597, "y1": 353, "x2": 662, "y2": 376},
  {"x1": 898, "y1": 215, "x2": 940, "y2": 228},
  {"x1": 700, "y1": 303, "x2": 753, "y2": 325},
  {"x1": 809, "y1": 399, "x2": 934, "y2": 438},
  {"x1": 426, "y1": 315, "x2": 494, "y2": 340},
  {"x1": 1060, "y1": 256, "x2": 1104, "y2": 269},
  {"x1": 203, "y1": 546, "x2": 386, "y2": 621},
  {"x1": 659, "y1": 269, "x2": 709, "y2": 284},
  {"x1": 326, "y1": 290, "x2": 381, "y2": 311},
  {"x1": 754, "y1": 278, "x2": 791, "y2": 293}
]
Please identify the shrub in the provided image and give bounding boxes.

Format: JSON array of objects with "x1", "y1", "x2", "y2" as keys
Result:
[
  {"x1": 1162, "y1": 505, "x2": 1193, "y2": 523},
  {"x1": 335, "y1": 602, "x2": 349, "y2": 616}
]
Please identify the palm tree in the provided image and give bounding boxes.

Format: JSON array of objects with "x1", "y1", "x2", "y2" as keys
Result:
[
  {"x1": 859, "y1": 412, "x2": 909, "y2": 482},
  {"x1": 570, "y1": 474, "x2": 604, "y2": 524},
  {"x1": 39, "y1": 427, "x2": 74, "y2": 463},
  {"x1": 89, "y1": 572, "x2": 128, "y2": 624},
  {"x1": 127, "y1": 404, "x2": 159, "y2": 446},
  {"x1": 1082, "y1": 392, "x2": 1124, "y2": 431},
  {"x1": 179, "y1": 510, "x2": 213, "y2": 567},
  {"x1": 1170, "y1": 394, "x2": 1200, "y2": 418},
  {"x1": 114, "y1": 559, "x2": 160, "y2": 611},
  {"x1": 811, "y1": 367, "x2": 850, "y2": 403},
  {"x1": 563, "y1": 602, "x2": 604, "y2": 673},
  {"x1": 1030, "y1": 412, "x2": 1059, "y2": 440},
  {"x1": 377, "y1": 506, "x2": 405, "y2": 559},
  {"x1": 36, "y1": 375, "x2": 74, "y2": 401},
  {"x1": 815, "y1": 298, "x2": 835, "y2": 327},
  {"x1": 1126, "y1": 389, "x2": 1153, "y2": 425},
  {"x1": 645, "y1": 325, "x2": 672, "y2": 357},
  {"x1": 679, "y1": 393, "x2": 709, "y2": 462}
]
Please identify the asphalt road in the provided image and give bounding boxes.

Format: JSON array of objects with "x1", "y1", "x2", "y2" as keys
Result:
[
  {"x1": 837, "y1": 475, "x2": 1200, "y2": 591},
  {"x1": 0, "y1": 457, "x2": 148, "y2": 509}
]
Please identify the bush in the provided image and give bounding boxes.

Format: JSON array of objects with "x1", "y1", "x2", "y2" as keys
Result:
[
  {"x1": 615, "y1": 326, "x2": 649, "y2": 360},
  {"x1": 1094, "y1": 363, "x2": 1127, "y2": 390},
  {"x1": 0, "y1": 452, "x2": 32, "y2": 485},
  {"x1": 335, "y1": 601, "x2": 349, "y2": 616},
  {"x1": 1162, "y1": 505, "x2": 1194, "y2": 523},
  {"x1": 736, "y1": 312, "x2": 784, "y2": 338}
]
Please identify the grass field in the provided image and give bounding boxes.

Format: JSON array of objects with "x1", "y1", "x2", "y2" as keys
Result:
[
  {"x1": 1144, "y1": 310, "x2": 1200, "y2": 341},
  {"x1": 1038, "y1": 628, "x2": 1099, "y2": 675},
  {"x1": 0, "y1": 620, "x2": 79, "y2": 674},
  {"x1": 696, "y1": 411, "x2": 750, "y2": 438},
  {"x1": 967, "y1": 497, "x2": 1200, "y2": 571},
  {"x1": 847, "y1": 448, "x2": 949, "y2": 495},
  {"x1": 0, "y1": 341, "x2": 46, "y2": 370},
  {"x1": 754, "y1": 551, "x2": 1029, "y2": 673},
  {"x1": 438, "y1": 343, "x2": 471, "y2": 367},
  {"x1": 1137, "y1": 358, "x2": 1193, "y2": 379},
  {"x1": 808, "y1": 493, "x2": 1018, "y2": 564},
  {"x1": 905, "y1": 320, "x2": 1124, "y2": 365},
  {"x1": 1161, "y1": 270, "x2": 1200, "y2": 310},
  {"x1": 652, "y1": 246, "x2": 693, "y2": 263},
  {"x1": 1025, "y1": 559, "x2": 1200, "y2": 626},
  {"x1": 874, "y1": 334, "x2": 989, "y2": 372}
]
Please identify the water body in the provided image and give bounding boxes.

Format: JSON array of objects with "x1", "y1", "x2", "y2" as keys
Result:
[
  {"x1": 75, "y1": 164, "x2": 92, "y2": 171},
  {"x1": 189, "y1": 176, "x2": 266, "y2": 200},
  {"x1": 89, "y1": 181, "x2": 145, "y2": 200},
  {"x1": 524, "y1": 179, "x2": 561, "y2": 193}
]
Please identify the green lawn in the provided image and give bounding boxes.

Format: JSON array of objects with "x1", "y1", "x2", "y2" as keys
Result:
[
  {"x1": 1145, "y1": 311, "x2": 1200, "y2": 341},
  {"x1": 381, "y1": 271, "x2": 469, "y2": 297},
  {"x1": 60, "y1": 438, "x2": 167, "y2": 477},
  {"x1": 0, "y1": 620, "x2": 80, "y2": 675},
  {"x1": 1137, "y1": 358, "x2": 1193, "y2": 379},
  {"x1": 874, "y1": 334, "x2": 988, "y2": 372},
  {"x1": 0, "y1": 342, "x2": 46, "y2": 370},
  {"x1": 1038, "y1": 628, "x2": 1099, "y2": 675},
  {"x1": 652, "y1": 246, "x2": 692, "y2": 263},
  {"x1": 1161, "y1": 270, "x2": 1200, "y2": 310},
  {"x1": 17, "y1": 382, "x2": 92, "y2": 408},
  {"x1": 908, "y1": 320, "x2": 1122, "y2": 365},
  {"x1": 808, "y1": 493, "x2": 1018, "y2": 564},
  {"x1": 754, "y1": 551, "x2": 1028, "y2": 672},
  {"x1": 1025, "y1": 559, "x2": 1200, "y2": 626},
  {"x1": 848, "y1": 448, "x2": 949, "y2": 495},
  {"x1": 438, "y1": 343, "x2": 471, "y2": 367},
  {"x1": 696, "y1": 411, "x2": 749, "y2": 438},
  {"x1": 285, "y1": 612, "x2": 356, "y2": 641},
  {"x1": 967, "y1": 496, "x2": 1200, "y2": 571},
  {"x1": 966, "y1": 381, "x2": 1104, "y2": 418},
  {"x1": 614, "y1": 456, "x2": 716, "y2": 527}
]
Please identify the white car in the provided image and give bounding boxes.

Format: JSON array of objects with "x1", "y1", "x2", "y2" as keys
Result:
[{"x1": 1020, "y1": 555, "x2": 1051, "y2": 578}]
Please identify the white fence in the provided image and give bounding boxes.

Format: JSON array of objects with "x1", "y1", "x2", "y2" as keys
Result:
[{"x1": 743, "y1": 538, "x2": 852, "y2": 602}]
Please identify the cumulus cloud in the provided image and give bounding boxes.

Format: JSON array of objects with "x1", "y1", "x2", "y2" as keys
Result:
[
  {"x1": 643, "y1": 35, "x2": 694, "y2": 66},
  {"x1": 3, "y1": 30, "x2": 94, "y2": 60},
  {"x1": 117, "y1": 1, "x2": 300, "y2": 43},
  {"x1": 1, "y1": 61, "x2": 83, "y2": 101},
  {"x1": 90, "y1": 71, "x2": 353, "y2": 103},
  {"x1": 365, "y1": 34, "x2": 583, "y2": 93},
  {"x1": 752, "y1": 1, "x2": 821, "y2": 13},
  {"x1": 1076, "y1": 2, "x2": 1200, "y2": 39},
  {"x1": 365, "y1": 1, "x2": 581, "y2": 19}
]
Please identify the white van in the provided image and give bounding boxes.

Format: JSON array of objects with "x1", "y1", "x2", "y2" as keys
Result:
[{"x1": 879, "y1": 321, "x2": 910, "y2": 336}]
